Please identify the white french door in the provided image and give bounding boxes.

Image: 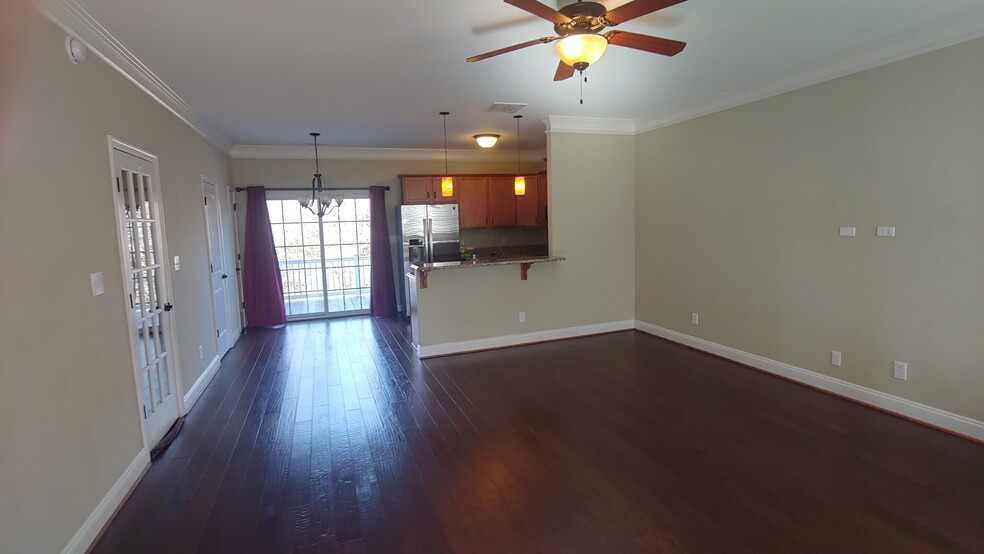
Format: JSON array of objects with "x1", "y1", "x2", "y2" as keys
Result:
[
  {"x1": 266, "y1": 191, "x2": 372, "y2": 319},
  {"x1": 110, "y1": 140, "x2": 179, "y2": 447}
]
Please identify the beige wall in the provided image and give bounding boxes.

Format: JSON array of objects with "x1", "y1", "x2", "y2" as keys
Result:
[
  {"x1": 0, "y1": 13, "x2": 234, "y2": 553},
  {"x1": 416, "y1": 132, "x2": 636, "y2": 346},
  {"x1": 230, "y1": 157, "x2": 546, "y2": 311},
  {"x1": 635, "y1": 37, "x2": 984, "y2": 421}
]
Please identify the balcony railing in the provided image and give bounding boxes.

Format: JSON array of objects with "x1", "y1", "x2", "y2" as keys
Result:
[{"x1": 278, "y1": 256, "x2": 371, "y2": 316}]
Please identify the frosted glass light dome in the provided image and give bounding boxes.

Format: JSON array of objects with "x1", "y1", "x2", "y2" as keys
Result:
[{"x1": 556, "y1": 34, "x2": 608, "y2": 68}]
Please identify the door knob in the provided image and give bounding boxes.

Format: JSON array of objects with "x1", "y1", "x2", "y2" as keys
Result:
[
  {"x1": 164, "y1": 303, "x2": 174, "y2": 312},
  {"x1": 222, "y1": 274, "x2": 228, "y2": 279}
]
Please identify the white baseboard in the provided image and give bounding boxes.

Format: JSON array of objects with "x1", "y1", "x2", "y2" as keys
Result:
[
  {"x1": 634, "y1": 320, "x2": 984, "y2": 442},
  {"x1": 418, "y1": 320, "x2": 635, "y2": 358},
  {"x1": 183, "y1": 354, "x2": 222, "y2": 413},
  {"x1": 62, "y1": 448, "x2": 150, "y2": 554}
]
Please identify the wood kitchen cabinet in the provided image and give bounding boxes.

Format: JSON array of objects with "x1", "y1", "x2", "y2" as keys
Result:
[
  {"x1": 401, "y1": 176, "x2": 458, "y2": 204},
  {"x1": 488, "y1": 177, "x2": 517, "y2": 227},
  {"x1": 458, "y1": 177, "x2": 489, "y2": 228},
  {"x1": 459, "y1": 176, "x2": 518, "y2": 228},
  {"x1": 401, "y1": 173, "x2": 547, "y2": 228},
  {"x1": 515, "y1": 174, "x2": 541, "y2": 227}
]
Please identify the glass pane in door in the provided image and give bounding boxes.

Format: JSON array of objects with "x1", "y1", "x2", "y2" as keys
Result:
[{"x1": 323, "y1": 198, "x2": 372, "y2": 314}]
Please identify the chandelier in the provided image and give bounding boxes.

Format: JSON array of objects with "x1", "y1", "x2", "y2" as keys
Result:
[{"x1": 298, "y1": 132, "x2": 343, "y2": 218}]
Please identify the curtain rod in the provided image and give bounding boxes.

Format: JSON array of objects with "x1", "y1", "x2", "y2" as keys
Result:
[{"x1": 234, "y1": 186, "x2": 390, "y2": 192}]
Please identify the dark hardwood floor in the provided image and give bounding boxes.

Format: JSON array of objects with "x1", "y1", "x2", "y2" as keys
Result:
[{"x1": 93, "y1": 317, "x2": 984, "y2": 553}]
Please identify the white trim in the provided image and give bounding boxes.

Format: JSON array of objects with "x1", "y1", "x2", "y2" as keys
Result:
[
  {"x1": 61, "y1": 448, "x2": 150, "y2": 554},
  {"x1": 230, "y1": 144, "x2": 547, "y2": 163},
  {"x1": 418, "y1": 320, "x2": 635, "y2": 358},
  {"x1": 635, "y1": 6, "x2": 984, "y2": 135},
  {"x1": 634, "y1": 321, "x2": 984, "y2": 442},
  {"x1": 183, "y1": 354, "x2": 222, "y2": 413},
  {"x1": 37, "y1": 0, "x2": 231, "y2": 152},
  {"x1": 542, "y1": 116, "x2": 636, "y2": 135}
]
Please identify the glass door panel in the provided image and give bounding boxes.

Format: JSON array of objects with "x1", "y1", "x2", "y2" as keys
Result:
[{"x1": 266, "y1": 194, "x2": 371, "y2": 319}]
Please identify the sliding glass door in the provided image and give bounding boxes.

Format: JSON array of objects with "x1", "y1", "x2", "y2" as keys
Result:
[{"x1": 266, "y1": 191, "x2": 372, "y2": 319}]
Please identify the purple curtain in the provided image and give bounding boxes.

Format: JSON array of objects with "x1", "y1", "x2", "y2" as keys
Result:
[
  {"x1": 243, "y1": 186, "x2": 287, "y2": 327},
  {"x1": 368, "y1": 185, "x2": 397, "y2": 317}
]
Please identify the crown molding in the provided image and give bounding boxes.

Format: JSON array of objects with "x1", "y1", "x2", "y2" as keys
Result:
[
  {"x1": 36, "y1": 0, "x2": 232, "y2": 153},
  {"x1": 543, "y1": 116, "x2": 636, "y2": 135},
  {"x1": 230, "y1": 145, "x2": 547, "y2": 163},
  {"x1": 635, "y1": 6, "x2": 984, "y2": 135}
]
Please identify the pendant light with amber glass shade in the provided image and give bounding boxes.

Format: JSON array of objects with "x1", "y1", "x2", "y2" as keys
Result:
[
  {"x1": 440, "y1": 112, "x2": 453, "y2": 197},
  {"x1": 513, "y1": 115, "x2": 525, "y2": 196}
]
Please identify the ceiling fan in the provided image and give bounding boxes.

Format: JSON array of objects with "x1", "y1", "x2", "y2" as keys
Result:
[{"x1": 467, "y1": 0, "x2": 688, "y2": 81}]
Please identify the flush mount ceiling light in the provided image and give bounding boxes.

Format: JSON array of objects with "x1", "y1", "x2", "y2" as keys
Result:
[
  {"x1": 473, "y1": 134, "x2": 500, "y2": 149},
  {"x1": 298, "y1": 132, "x2": 343, "y2": 218}
]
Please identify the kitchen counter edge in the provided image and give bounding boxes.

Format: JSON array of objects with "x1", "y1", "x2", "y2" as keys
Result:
[{"x1": 411, "y1": 255, "x2": 565, "y2": 272}]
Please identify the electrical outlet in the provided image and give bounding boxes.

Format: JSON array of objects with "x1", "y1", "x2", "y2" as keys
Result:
[
  {"x1": 876, "y1": 226, "x2": 896, "y2": 237},
  {"x1": 518, "y1": 311, "x2": 526, "y2": 323},
  {"x1": 831, "y1": 351, "x2": 842, "y2": 367},
  {"x1": 198, "y1": 345, "x2": 204, "y2": 359},
  {"x1": 691, "y1": 313, "x2": 699, "y2": 326},
  {"x1": 893, "y1": 361, "x2": 907, "y2": 381}
]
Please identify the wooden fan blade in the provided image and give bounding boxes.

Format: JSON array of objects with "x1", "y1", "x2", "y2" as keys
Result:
[
  {"x1": 467, "y1": 36, "x2": 557, "y2": 62},
  {"x1": 605, "y1": 30, "x2": 686, "y2": 56},
  {"x1": 604, "y1": 0, "x2": 687, "y2": 25},
  {"x1": 553, "y1": 61, "x2": 575, "y2": 81},
  {"x1": 505, "y1": 0, "x2": 571, "y2": 25}
]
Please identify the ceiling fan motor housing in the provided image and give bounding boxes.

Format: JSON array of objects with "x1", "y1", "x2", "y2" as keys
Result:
[{"x1": 554, "y1": 1, "x2": 610, "y2": 37}]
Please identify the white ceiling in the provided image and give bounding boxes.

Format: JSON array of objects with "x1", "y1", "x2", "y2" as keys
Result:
[{"x1": 55, "y1": 0, "x2": 984, "y2": 151}]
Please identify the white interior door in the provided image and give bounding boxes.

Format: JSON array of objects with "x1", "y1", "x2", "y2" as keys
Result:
[
  {"x1": 111, "y1": 142, "x2": 179, "y2": 447},
  {"x1": 203, "y1": 180, "x2": 230, "y2": 354}
]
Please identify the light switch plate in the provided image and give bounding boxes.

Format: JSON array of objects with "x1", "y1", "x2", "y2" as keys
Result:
[
  {"x1": 876, "y1": 226, "x2": 896, "y2": 237},
  {"x1": 893, "y1": 361, "x2": 907, "y2": 380},
  {"x1": 831, "y1": 351, "x2": 842, "y2": 367},
  {"x1": 173, "y1": 255, "x2": 181, "y2": 270},
  {"x1": 839, "y1": 227, "x2": 856, "y2": 237},
  {"x1": 90, "y1": 272, "x2": 105, "y2": 296}
]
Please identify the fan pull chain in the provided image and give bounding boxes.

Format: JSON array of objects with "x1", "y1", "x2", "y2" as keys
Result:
[{"x1": 579, "y1": 71, "x2": 584, "y2": 105}]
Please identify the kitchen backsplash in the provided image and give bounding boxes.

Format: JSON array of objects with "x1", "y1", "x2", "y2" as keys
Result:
[{"x1": 460, "y1": 227, "x2": 548, "y2": 251}]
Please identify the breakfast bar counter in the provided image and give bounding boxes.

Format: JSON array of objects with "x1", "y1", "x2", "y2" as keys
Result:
[{"x1": 411, "y1": 255, "x2": 565, "y2": 288}]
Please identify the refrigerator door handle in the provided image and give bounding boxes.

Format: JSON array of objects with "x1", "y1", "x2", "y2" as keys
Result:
[{"x1": 424, "y1": 218, "x2": 432, "y2": 263}]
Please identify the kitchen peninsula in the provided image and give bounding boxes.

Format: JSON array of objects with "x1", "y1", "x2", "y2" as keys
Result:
[{"x1": 406, "y1": 254, "x2": 565, "y2": 354}]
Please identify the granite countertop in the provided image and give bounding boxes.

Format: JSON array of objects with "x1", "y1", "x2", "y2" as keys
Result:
[{"x1": 412, "y1": 255, "x2": 565, "y2": 272}]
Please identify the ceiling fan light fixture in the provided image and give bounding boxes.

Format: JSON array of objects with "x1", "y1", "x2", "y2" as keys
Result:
[
  {"x1": 556, "y1": 33, "x2": 608, "y2": 69},
  {"x1": 473, "y1": 134, "x2": 500, "y2": 148}
]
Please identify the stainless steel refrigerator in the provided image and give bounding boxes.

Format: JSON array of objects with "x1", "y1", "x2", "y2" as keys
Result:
[{"x1": 399, "y1": 204, "x2": 460, "y2": 316}]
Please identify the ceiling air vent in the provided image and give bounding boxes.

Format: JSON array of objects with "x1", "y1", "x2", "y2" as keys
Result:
[{"x1": 487, "y1": 102, "x2": 527, "y2": 114}]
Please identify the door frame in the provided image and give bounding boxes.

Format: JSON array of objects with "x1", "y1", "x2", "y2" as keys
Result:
[
  {"x1": 201, "y1": 176, "x2": 233, "y2": 355},
  {"x1": 107, "y1": 136, "x2": 186, "y2": 449},
  {"x1": 228, "y1": 184, "x2": 245, "y2": 332}
]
